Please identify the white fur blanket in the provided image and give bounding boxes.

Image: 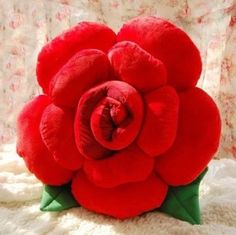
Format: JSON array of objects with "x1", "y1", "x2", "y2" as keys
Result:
[{"x1": 0, "y1": 144, "x2": 236, "y2": 235}]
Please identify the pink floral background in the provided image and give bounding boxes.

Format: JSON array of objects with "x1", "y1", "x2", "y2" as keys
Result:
[{"x1": 0, "y1": 0, "x2": 235, "y2": 159}]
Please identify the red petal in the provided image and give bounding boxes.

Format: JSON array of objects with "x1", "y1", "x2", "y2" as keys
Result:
[
  {"x1": 49, "y1": 49, "x2": 111, "y2": 107},
  {"x1": 83, "y1": 144, "x2": 154, "y2": 188},
  {"x1": 117, "y1": 16, "x2": 202, "y2": 90},
  {"x1": 37, "y1": 22, "x2": 116, "y2": 93},
  {"x1": 155, "y1": 88, "x2": 221, "y2": 186},
  {"x1": 72, "y1": 171, "x2": 167, "y2": 219},
  {"x1": 108, "y1": 41, "x2": 167, "y2": 92},
  {"x1": 74, "y1": 81, "x2": 144, "y2": 159},
  {"x1": 138, "y1": 86, "x2": 179, "y2": 156},
  {"x1": 40, "y1": 104, "x2": 83, "y2": 170},
  {"x1": 16, "y1": 96, "x2": 73, "y2": 185}
]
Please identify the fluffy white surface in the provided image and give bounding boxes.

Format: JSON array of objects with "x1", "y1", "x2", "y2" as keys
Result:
[{"x1": 0, "y1": 144, "x2": 236, "y2": 235}]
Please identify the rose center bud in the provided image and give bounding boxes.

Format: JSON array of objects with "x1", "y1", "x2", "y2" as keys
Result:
[
  {"x1": 75, "y1": 81, "x2": 144, "y2": 159},
  {"x1": 109, "y1": 98, "x2": 127, "y2": 125},
  {"x1": 90, "y1": 97, "x2": 130, "y2": 148}
]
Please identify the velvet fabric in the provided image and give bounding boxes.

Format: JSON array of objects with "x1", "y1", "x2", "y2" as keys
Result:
[{"x1": 16, "y1": 16, "x2": 221, "y2": 219}]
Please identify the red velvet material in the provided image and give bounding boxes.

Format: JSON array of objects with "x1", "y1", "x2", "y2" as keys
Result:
[
  {"x1": 49, "y1": 49, "x2": 111, "y2": 107},
  {"x1": 83, "y1": 144, "x2": 154, "y2": 188},
  {"x1": 117, "y1": 16, "x2": 202, "y2": 91},
  {"x1": 72, "y1": 170, "x2": 168, "y2": 219},
  {"x1": 138, "y1": 86, "x2": 179, "y2": 156},
  {"x1": 37, "y1": 22, "x2": 116, "y2": 93},
  {"x1": 155, "y1": 88, "x2": 221, "y2": 186},
  {"x1": 17, "y1": 17, "x2": 221, "y2": 219},
  {"x1": 40, "y1": 104, "x2": 83, "y2": 170},
  {"x1": 108, "y1": 41, "x2": 167, "y2": 93},
  {"x1": 16, "y1": 96, "x2": 73, "y2": 185},
  {"x1": 74, "y1": 81, "x2": 144, "y2": 159}
]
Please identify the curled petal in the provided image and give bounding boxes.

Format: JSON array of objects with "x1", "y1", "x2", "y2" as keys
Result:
[
  {"x1": 49, "y1": 49, "x2": 111, "y2": 107},
  {"x1": 117, "y1": 16, "x2": 202, "y2": 90},
  {"x1": 108, "y1": 41, "x2": 167, "y2": 92},
  {"x1": 72, "y1": 170, "x2": 168, "y2": 219},
  {"x1": 138, "y1": 86, "x2": 179, "y2": 156},
  {"x1": 37, "y1": 22, "x2": 116, "y2": 93},
  {"x1": 155, "y1": 88, "x2": 221, "y2": 186},
  {"x1": 16, "y1": 96, "x2": 73, "y2": 185},
  {"x1": 84, "y1": 144, "x2": 154, "y2": 188},
  {"x1": 74, "y1": 81, "x2": 144, "y2": 159},
  {"x1": 40, "y1": 104, "x2": 83, "y2": 170}
]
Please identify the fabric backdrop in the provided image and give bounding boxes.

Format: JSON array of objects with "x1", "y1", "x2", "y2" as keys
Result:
[{"x1": 0, "y1": 0, "x2": 236, "y2": 159}]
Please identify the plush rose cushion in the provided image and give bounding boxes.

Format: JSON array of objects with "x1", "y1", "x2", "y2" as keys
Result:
[{"x1": 17, "y1": 16, "x2": 221, "y2": 219}]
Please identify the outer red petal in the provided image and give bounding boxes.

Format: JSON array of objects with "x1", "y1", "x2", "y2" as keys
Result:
[
  {"x1": 49, "y1": 49, "x2": 111, "y2": 108},
  {"x1": 83, "y1": 144, "x2": 154, "y2": 188},
  {"x1": 40, "y1": 104, "x2": 83, "y2": 170},
  {"x1": 108, "y1": 41, "x2": 167, "y2": 92},
  {"x1": 117, "y1": 16, "x2": 202, "y2": 90},
  {"x1": 137, "y1": 86, "x2": 179, "y2": 156},
  {"x1": 155, "y1": 88, "x2": 221, "y2": 186},
  {"x1": 16, "y1": 96, "x2": 73, "y2": 185},
  {"x1": 37, "y1": 22, "x2": 116, "y2": 94},
  {"x1": 72, "y1": 171, "x2": 168, "y2": 219}
]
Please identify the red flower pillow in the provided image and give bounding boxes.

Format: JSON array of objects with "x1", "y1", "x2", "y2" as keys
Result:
[{"x1": 16, "y1": 16, "x2": 221, "y2": 222}]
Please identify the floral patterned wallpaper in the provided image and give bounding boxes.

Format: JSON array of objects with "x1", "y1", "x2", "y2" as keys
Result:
[{"x1": 0, "y1": 0, "x2": 235, "y2": 159}]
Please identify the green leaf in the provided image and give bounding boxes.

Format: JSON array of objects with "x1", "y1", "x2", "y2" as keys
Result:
[
  {"x1": 159, "y1": 168, "x2": 208, "y2": 224},
  {"x1": 40, "y1": 183, "x2": 80, "y2": 212}
]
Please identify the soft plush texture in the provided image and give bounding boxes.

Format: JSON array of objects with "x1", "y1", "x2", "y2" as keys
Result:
[
  {"x1": 74, "y1": 80, "x2": 144, "y2": 159},
  {"x1": 155, "y1": 88, "x2": 221, "y2": 186},
  {"x1": 108, "y1": 41, "x2": 167, "y2": 93},
  {"x1": 1, "y1": 147, "x2": 236, "y2": 235},
  {"x1": 37, "y1": 22, "x2": 116, "y2": 94},
  {"x1": 16, "y1": 16, "x2": 221, "y2": 220},
  {"x1": 83, "y1": 144, "x2": 154, "y2": 188},
  {"x1": 49, "y1": 49, "x2": 111, "y2": 107},
  {"x1": 16, "y1": 96, "x2": 74, "y2": 185},
  {"x1": 72, "y1": 171, "x2": 167, "y2": 219},
  {"x1": 40, "y1": 104, "x2": 83, "y2": 170},
  {"x1": 137, "y1": 86, "x2": 179, "y2": 156},
  {"x1": 117, "y1": 16, "x2": 202, "y2": 91}
]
